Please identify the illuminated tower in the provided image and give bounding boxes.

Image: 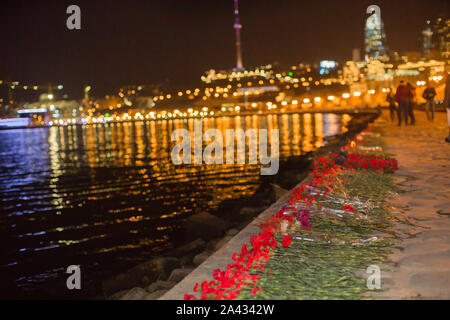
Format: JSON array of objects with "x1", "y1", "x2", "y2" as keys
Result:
[
  {"x1": 233, "y1": 0, "x2": 244, "y2": 71},
  {"x1": 364, "y1": 6, "x2": 388, "y2": 61}
]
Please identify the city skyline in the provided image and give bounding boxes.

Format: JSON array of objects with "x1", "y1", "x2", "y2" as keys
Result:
[{"x1": 0, "y1": 0, "x2": 449, "y2": 98}]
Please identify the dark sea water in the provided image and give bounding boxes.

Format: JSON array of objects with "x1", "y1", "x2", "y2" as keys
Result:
[{"x1": 0, "y1": 112, "x2": 351, "y2": 298}]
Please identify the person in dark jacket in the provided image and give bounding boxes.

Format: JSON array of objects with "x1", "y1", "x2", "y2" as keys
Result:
[
  {"x1": 423, "y1": 85, "x2": 437, "y2": 121},
  {"x1": 386, "y1": 91, "x2": 397, "y2": 121},
  {"x1": 444, "y1": 75, "x2": 450, "y2": 143},
  {"x1": 395, "y1": 81, "x2": 412, "y2": 126},
  {"x1": 406, "y1": 82, "x2": 416, "y2": 125}
]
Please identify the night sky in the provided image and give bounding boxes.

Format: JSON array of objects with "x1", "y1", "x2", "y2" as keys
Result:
[{"x1": 0, "y1": 0, "x2": 448, "y2": 98}]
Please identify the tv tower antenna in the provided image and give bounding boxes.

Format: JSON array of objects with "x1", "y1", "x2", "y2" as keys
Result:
[{"x1": 233, "y1": 0, "x2": 244, "y2": 71}]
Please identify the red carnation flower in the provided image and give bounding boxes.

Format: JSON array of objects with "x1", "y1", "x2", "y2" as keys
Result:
[
  {"x1": 282, "y1": 234, "x2": 292, "y2": 248},
  {"x1": 251, "y1": 287, "x2": 263, "y2": 295}
]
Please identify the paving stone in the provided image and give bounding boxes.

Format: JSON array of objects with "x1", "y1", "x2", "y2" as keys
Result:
[{"x1": 410, "y1": 272, "x2": 450, "y2": 292}]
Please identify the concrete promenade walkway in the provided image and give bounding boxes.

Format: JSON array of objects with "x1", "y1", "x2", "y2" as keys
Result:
[{"x1": 374, "y1": 110, "x2": 450, "y2": 299}]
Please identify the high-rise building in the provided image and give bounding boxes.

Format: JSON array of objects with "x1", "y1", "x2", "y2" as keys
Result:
[
  {"x1": 233, "y1": 0, "x2": 244, "y2": 71},
  {"x1": 422, "y1": 23, "x2": 433, "y2": 58},
  {"x1": 364, "y1": 6, "x2": 388, "y2": 61},
  {"x1": 422, "y1": 17, "x2": 450, "y2": 60}
]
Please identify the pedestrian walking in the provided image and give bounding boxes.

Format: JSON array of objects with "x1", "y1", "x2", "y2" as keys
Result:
[
  {"x1": 395, "y1": 80, "x2": 412, "y2": 126},
  {"x1": 386, "y1": 91, "x2": 397, "y2": 121},
  {"x1": 444, "y1": 75, "x2": 450, "y2": 143},
  {"x1": 422, "y1": 85, "x2": 437, "y2": 121},
  {"x1": 406, "y1": 82, "x2": 416, "y2": 125}
]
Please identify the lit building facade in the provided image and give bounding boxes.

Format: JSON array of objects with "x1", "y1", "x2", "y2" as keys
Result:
[
  {"x1": 364, "y1": 7, "x2": 388, "y2": 61},
  {"x1": 422, "y1": 18, "x2": 450, "y2": 60}
]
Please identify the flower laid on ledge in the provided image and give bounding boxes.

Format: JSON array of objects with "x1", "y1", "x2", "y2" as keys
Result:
[
  {"x1": 343, "y1": 153, "x2": 398, "y2": 173},
  {"x1": 342, "y1": 204, "x2": 354, "y2": 212},
  {"x1": 184, "y1": 135, "x2": 398, "y2": 300},
  {"x1": 296, "y1": 209, "x2": 311, "y2": 230},
  {"x1": 282, "y1": 234, "x2": 292, "y2": 248}
]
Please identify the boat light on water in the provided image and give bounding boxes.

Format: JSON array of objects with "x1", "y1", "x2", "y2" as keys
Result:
[
  {"x1": 0, "y1": 117, "x2": 32, "y2": 128},
  {"x1": 17, "y1": 108, "x2": 48, "y2": 114}
]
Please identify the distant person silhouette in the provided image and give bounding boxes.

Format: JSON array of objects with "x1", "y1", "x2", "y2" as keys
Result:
[
  {"x1": 386, "y1": 91, "x2": 397, "y2": 121},
  {"x1": 395, "y1": 81, "x2": 412, "y2": 126},
  {"x1": 423, "y1": 85, "x2": 437, "y2": 121},
  {"x1": 444, "y1": 75, "x2": 450, "y2": 143},
  {"x1": 406, "y1": 82, "x2": 416, "y2": 125}
]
